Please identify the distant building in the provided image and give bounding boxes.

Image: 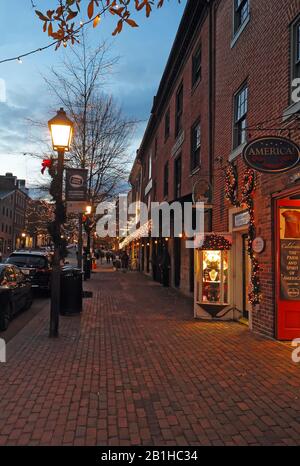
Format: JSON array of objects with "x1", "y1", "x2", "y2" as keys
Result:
[{"x1": 0, "y1": 173, "x2": 29, "y2": 256}]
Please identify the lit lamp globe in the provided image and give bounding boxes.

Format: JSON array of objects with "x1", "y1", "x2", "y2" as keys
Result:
[
  {"x1": 48, "y1": 108, "x2": 74, "y2": 152},
  {"x1": 85, "y1": 205, "x2": 92, "y2": 215}
]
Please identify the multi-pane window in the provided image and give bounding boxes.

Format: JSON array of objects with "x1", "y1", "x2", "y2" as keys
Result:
[
  {"x1": 148, "y1": 152, "x2": 152, "y2": 180},
  {"x1": 174, "y1": 156, "x2": 182, "y2": 199},
  {"x1": 164, "y1": 162, "x2": 169, "y2": 198},
  {"x1": 234, "y1": 0, "x2": 250, "y2": 34},
  {"x1": 154, "y1": 137, "x2": 158, "y2": 159},
  {"x1": 234, "y1": 84, "x2": 248, "y2": 148},
  {"x1": 292, "y1": 18, "x2": 300, "y2": 81},
  {"x1": 175, "y1": 83, "x2": 183, "y2": 138},
  {"x1": 165, "y1": 108, "x2": 170, "y2": 140},
  {"x1": 191, "y1": 121, "x2": 201, "y2": 171},
  {"x1": 192, "y1": 46, "x2": 201, "y2": 87}
]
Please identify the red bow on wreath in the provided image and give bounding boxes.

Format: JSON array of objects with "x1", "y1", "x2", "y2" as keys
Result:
[{"x1": 41, "y1": 159, "x2": 52, "y2": 175}]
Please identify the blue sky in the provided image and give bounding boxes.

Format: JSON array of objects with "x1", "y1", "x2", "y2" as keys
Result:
[{"x1": 0, "y1": 0, "x2": 186, "y2": 187}]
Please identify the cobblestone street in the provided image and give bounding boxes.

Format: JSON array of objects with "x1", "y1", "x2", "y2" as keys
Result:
[{"x1": 0, "y1": 266, "x2": 300, "y2": 446}]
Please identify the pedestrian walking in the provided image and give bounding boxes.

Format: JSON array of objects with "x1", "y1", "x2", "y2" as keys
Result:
[{"x1": 121, "y1": 251, "x2": 129, "y2": 271}]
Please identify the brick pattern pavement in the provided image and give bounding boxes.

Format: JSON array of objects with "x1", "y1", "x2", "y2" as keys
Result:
[{"x1": 0, "y1": 265, "x2": 300, "y2": 445}]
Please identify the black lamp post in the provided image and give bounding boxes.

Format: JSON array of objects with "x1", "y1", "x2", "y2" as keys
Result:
[{"x1": 48, "y1": 108, "x2": 74, "y2": 338}]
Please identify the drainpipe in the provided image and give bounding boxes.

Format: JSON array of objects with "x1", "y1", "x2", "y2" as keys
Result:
[{"x1": 208, "y1": 0, "x2": 215, "y2": 233}]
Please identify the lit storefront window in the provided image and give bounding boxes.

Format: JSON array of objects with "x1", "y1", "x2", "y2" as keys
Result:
[{"x1": 201, "y1": 250, "x2": 229, "y2": 305}]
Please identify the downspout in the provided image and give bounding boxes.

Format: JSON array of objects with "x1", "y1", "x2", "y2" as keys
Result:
[{"x1": 208, "y1": 0, "x2": 215, "y2": 233}]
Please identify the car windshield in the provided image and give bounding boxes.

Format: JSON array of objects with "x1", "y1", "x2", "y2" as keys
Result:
[{"x1": 7, "y1": 255, "x2": 47, "y2": 269}]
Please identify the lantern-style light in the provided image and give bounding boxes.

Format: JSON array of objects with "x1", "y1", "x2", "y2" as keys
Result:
[
  {"x1": 85, "y1": 205, "x2": 92, "y2": 215},
  {"x1": 48, "y1": 108, "x2": 74, "y2": 152}
]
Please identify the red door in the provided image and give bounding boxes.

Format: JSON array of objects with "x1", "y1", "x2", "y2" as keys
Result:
[{"x1": 276, "y1": 199, "x2": 300, "y2": 340}]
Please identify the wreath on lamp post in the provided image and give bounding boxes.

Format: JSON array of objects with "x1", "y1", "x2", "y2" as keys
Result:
[{"x1": 225, "y1": 163, "x2": 261, "y2": 306}]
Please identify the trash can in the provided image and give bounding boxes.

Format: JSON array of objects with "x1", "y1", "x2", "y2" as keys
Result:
[{"x1": 60, "y1": 266, "x2": 83, "y2": 315}]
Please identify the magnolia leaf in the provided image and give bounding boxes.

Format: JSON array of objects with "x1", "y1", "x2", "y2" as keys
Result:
[
  {"x1": 35, "y1": 10, "x2": 49, "y2": 21},
  {"x1": 88, "y1": 1, "x2": 94, "y2": 19},
  {"x1": 67, "y1": 10, "x2": 78, "y2": 21},
  {"x1": 48, "y1": 22, "x2": 53, "y2": 36},
  {"x1": 93, "y1": 15, "x2": 101, "y2": 28},
  {"x1": 126, "y1": 18, "x2": 139, "y2": 28}
]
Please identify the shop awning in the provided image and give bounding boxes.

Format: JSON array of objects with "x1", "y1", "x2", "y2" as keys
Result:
[{"x1": 119, "y1": 220, "x2": 152, "y2": 249}]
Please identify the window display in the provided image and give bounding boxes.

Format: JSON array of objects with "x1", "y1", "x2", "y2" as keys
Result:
[{"x1": 200, "y1": 250, "x2": 229, "y2": 305}]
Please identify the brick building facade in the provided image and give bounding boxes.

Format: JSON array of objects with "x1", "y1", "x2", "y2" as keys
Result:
[
  {"x1": 0, "y1": 173, "x2": 29, "y2": 257},
  {"x1": 125, "y1": 0, "x2": 300, "y2": 340}
]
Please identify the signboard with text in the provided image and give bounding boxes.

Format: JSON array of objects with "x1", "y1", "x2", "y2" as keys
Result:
[
  {"x1": 65, "y1": 168, "x2": 88, "y2": 202},
  {"x1": 243, "y1": 137, "x2": 300, "y2": 174}
]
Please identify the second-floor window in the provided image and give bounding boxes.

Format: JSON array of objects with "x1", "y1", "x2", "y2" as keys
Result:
[
  {"x1": 165, "y1": 108, "x2": 170, "y2": 140},
  {"x1": 148, "y1": 152, "x2": 152, "y2": 180},
  {"x1": 174, "y1": 156, "x2": 182, "y2": 199},
  {"x1": 234, "y1": 0, "x2": 250, "y2": 35},
  {"x1": 191, "y1": 121, "x2": 201, "y2": 171},
  {"x1": 233, "y1": 84, "x2": 248, "y2": 149},
  {"x1": 292, "y1": 17, "x2": 300, "y2": 82},
  {"x1": 164, "y1": 162, "x2": 169, "y2": 198},
  {"x1": 154, "y1": 137, "x2": 158, "y2": 159},
  {"x1": 175, "y1": 83, "x2": 183, "y2": 138},
  {"x1": 192, "y1": 46, "x2": 201, "y2": 87}
]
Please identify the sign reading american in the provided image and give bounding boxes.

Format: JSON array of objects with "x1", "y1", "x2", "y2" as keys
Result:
[{"x1": 243, "y1": 137, "x2": 300, "y2": 173}]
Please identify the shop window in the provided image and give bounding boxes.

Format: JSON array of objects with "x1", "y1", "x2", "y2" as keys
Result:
[
  {"x1": 175, "y1": 83, "x2": 183, "y2": 138},
  {"x1": 292, "y1": 17, "x2": 300, "y2": 82},
  {"x1": 191, "y1": 120, "x2": 201, "y2": 171},
  {"x1": 200, "y1": 250, "x2": 229, "y2": 305},
  {"x1": 233, "y1": 83, "x2": 248, "y2": 149},
  {"x1": 192, "y1": 46, "x2": 201, "y2": 87},
  {"x1": 234, "y1": 0, "x2": 250, "y2": 35}
]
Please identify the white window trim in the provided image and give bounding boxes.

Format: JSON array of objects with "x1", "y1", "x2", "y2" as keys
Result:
[
  {"x1": 229, "y1": 141, "x2": 247, "y2": 161},
  {"x1": 231, "y1": 3, "x2": 251, "y2": 49}
]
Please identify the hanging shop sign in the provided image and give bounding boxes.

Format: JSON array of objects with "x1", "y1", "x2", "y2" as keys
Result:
[
  {"x1": 192, "y1": 179, "x2": 212, "y2": 205},
  {"x1": 252, "y1": 237, "x2": 265, "y2": 254},
  {"x1": 243, "y1": 137, "x2": 300, "y2": 173},
  {"x1": 65, "y1": 168, "x2": 88, "y2": 202}
]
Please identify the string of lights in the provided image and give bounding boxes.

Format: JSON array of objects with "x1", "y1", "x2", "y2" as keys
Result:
[
  {"x1": 0, "y1": 7, "x2": 109, "y2": 65},
  {"x1": 225, "y1": 163, "x2": 261, "y2": 306}
]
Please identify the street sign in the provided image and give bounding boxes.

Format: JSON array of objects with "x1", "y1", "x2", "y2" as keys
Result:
[
  {"x1": 65, "y1": 168, "x2": 88, "y2": 201},
  {"x1": 243, "y1": 137, "x2": 300, "y2": 173}
]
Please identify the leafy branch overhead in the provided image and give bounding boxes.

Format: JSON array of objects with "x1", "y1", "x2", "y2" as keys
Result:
[{"x1": 35, "y1": 0, "x2": 180, "y2": 49}]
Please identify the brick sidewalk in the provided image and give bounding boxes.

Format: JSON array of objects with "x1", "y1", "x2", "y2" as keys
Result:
[{"x1": 0, "y1": 266, "x2": 300, "y2": 446}]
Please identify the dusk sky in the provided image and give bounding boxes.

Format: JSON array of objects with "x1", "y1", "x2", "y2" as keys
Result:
[{"x1": 0, "y1": 0, "x2": 186, "y2": 187}]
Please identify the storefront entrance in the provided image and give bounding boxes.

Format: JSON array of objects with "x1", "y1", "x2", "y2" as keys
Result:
[{"x1": 276, "y1": 198, "x2": 300, "y2": 340}]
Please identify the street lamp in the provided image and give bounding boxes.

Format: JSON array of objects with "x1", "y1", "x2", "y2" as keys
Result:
[
  {"x1": 83, "y1": 204, "x2": 93, "y2": 280},
  {"x1": 48, "y1": 108, "x2": 74, "y2": 338},
  {"x1": 48, "y1": 108, "x2": 73, "y2": 152},
  {"x1": 21, "y1": 232, "x2": 26, "y2": 248}
]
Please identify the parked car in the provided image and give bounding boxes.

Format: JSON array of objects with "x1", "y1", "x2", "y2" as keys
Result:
[
  {"x1": 6, "y1": 251, "x2": 52, "y2": 292},
  {"x1": 0, "y1": 264, "x2": 33, "y2": 331}
]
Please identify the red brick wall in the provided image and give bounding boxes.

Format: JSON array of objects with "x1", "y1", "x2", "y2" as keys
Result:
[{"x1": 214, "y1": 0, "x2": 300, "y2": 337}]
